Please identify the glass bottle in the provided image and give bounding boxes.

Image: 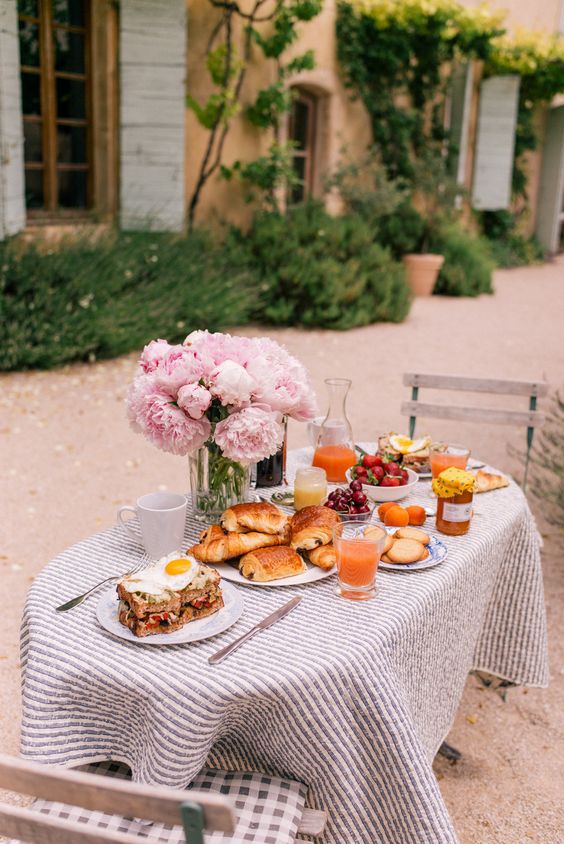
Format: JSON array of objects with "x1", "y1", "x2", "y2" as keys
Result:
[
  {"x1": 255, "y1": 416, "x2": 288, "y2": 487},
  {"x1": 312, "y1": 378, "x2": 356, "y2": 483}
]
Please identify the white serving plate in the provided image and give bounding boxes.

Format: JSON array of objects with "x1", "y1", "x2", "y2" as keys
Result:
[
  {"x1": 345, "y1": 467, "x2": 419, "y2": 502},
  {"x1": 378, "y1": 529, "x2": 448, "y2": 572},
  {"x1": 96, "y1": 580, "x2": 244, "y2": 645},
  {"x1": 212, "y1": 559, "x2": 336, "y2": 588}
]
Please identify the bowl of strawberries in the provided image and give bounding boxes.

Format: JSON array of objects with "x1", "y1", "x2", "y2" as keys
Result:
[{"x1": 346, "y1": 452, "x2": 419, "y2": 502}]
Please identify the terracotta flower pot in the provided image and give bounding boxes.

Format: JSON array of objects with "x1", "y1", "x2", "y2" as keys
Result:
[{"x1": 402, "y1": 253, "x2": 445, "y2": 297}]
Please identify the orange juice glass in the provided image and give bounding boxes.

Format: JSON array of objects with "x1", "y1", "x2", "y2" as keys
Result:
[
  {"x1": 312, "y1": 444, "x2": 356, "y2": 483},
  {"x1": 430, "y1": 443, "x2": 470, "y2": 479},
  {"x1": 333, "y1": 522, "x2": 385, "y2": 601}
]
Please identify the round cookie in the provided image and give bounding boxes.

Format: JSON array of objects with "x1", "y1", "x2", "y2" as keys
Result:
[
  {"x1": 387, "y1": 538, "x2": 425, "y2": 564},
  {"x1": 418, "y1": 546, "x2": 430, "y2": 561},
  {"x1": 380, "y1": 553, "x2": 392, "y2": 563},
  {"x1": 383, "y1": 534, "x2": 394, "y2": 554},
  {"x1": 395, "y1": 527, "x2": 431, "y2": 545},
  {"x1": 365, "y1": 525, "x2": 386, "y2": 543}
]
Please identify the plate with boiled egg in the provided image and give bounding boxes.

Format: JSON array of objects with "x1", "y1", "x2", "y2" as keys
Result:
[{"x1": 96, "y1": 552, "x2": 244, "y2": 645}]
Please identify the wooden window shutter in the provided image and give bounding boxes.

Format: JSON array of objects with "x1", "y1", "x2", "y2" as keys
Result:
[
  {"x1": 119, "y1": 0, "x2": 186, "y2": 231},
  {"x1": 472, "y1": 75, "x2": 520, "y2": 210},
  {"x1": 447, "y1": 62, "x2": 473, "y2": 186},
  {"x1": 0, "y1": 1, "x2": 26, "y2": 239},
  {"x1": 535, "y1": 105, "x2": 564, "y2": 254}
]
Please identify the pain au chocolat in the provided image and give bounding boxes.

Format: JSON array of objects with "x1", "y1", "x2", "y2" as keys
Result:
[
  {"x1": 238, "y1": 546, "x2": 306, "y2": 582},
  {"x1": 290, "y1": 505, "x2": 341, "y2": 551}
]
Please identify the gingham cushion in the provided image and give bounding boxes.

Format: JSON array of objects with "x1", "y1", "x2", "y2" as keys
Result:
[{"x1": 7, "y1": 761, "x2": 307, "y2": 844}]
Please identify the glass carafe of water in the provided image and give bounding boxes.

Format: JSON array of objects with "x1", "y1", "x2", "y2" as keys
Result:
[{"x1": 312, "y1": 378, "x2": 356, "y2": 482}]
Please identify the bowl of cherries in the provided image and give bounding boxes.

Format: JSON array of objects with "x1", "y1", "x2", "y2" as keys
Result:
[
  {"x1": 324, "y1": 480, "x2": 374, "y2": 521},
  {"x1": 345, "y1": 453, "x2": 418, "y2": 502}
]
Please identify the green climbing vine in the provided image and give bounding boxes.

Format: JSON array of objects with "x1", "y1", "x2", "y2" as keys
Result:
[
  {"x1": 336, "y1": 0, "x2": 564, "y2": 262},
  {"x1": 336, "y1": 0, "x2": 503, "y2": 181},
  {"x1": 187, "y1": 0, "x2": 322, "y2": 226}
]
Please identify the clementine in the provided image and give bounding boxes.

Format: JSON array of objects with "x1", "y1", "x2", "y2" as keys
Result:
[
  {"x1": 384, "y1": 505, "x2": 409, "y2": 527},
  {"x1": 378, "y1": 502, "x2": 397, "y2": 521},
  {"x1": 406, "y1": 505, "x2": 426, "y2": 526}
]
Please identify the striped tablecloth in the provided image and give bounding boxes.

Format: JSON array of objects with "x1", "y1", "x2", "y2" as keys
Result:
[{"x1": 20, "y1": 447, "x2": 548, "y2": 844}]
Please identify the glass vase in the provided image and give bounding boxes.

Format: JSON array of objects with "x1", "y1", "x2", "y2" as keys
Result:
[
  {"x1": 188, "y1": 443, "x2": 251, "y2": 521},
  {"x1": 312, "y1": 378, "x2": 356, "y2": 482}
]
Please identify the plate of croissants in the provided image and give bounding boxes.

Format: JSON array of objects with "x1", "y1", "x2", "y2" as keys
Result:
[{"x1": 188, "y1": 501, "x2": 340, "y2": 586}]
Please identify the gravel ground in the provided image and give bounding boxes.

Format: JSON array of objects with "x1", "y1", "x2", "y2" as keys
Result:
[{"x1": 1, "y1": 257, "x2": 563, "y2": 842}]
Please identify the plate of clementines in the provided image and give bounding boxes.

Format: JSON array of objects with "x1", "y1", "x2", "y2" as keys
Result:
[{"x1": 368, "y1": 502, "x2": 448, "y2": 572}]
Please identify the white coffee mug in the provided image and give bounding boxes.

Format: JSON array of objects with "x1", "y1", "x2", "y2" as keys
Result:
[{"x1": 117, "y1": 492, "x2": 187, "y2": 559}]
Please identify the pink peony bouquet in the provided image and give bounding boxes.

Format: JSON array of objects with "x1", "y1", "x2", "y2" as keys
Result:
[{"x1": 126, "y1": 331, "x2": 316, "y2": 464}]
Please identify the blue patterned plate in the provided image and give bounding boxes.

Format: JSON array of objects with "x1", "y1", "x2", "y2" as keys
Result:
[
  {"x1": 379, "y1": 531, "x2": 448, "y2": 572},
  {"x1": 96, "y1": 580, "x2": 244, "y2": 645}
]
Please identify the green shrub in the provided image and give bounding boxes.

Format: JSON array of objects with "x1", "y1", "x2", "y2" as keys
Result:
[
  {"x1": 478, "y1": 210, "x2": 545, "y2": 267},
  {"x1": 429, "y1": 224, "x2": 495, "y2": 296},
  {"x1": 235, "y1": 200, "x2": 412, "y2": 329},
  {"x1": 376, "y1": 201, "x2": 426, "y2": 258},
  {"x1": 0, "y1": 231, "x2": 253, "y2": 371}
]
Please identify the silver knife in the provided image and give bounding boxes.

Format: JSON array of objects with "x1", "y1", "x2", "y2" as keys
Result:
[{"x1": 208, "y1": 596, "x2": 302, "y2": 665}]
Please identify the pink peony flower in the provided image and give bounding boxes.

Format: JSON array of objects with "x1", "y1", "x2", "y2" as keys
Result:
[
  {"x1": 177, "y1": 383, "x2": 212, "y2": 419},
  {"x1": 184, "y1": 330, "x2": 254, "y2": 371},
  {"x1": 214, "y1": 406, "x2": 284, "y2": 464},
  {"x1": 153, "y1": 345, "x2": 205, "y2": 397},
  {"x1": 126, "y1": 376, "x2": 210, "y2": 455},
  {"x1": 209, "y1": 360, "x2": 255, "y2": 406},
  {"x1": 126, "y1": 373, "x2": 157, "y2": 430},
  {"x1": 247, "y1": 338, "x2": 317, "y2": 421},
  {"x1": 139, "y1": 339, "x2": 171, "y2": 373}
]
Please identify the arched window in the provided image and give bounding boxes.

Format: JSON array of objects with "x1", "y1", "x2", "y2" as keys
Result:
[
  {"x1": 288, "y1": 90, "x2": 317, "y2": 203},
  {"x1": 18, "y1": 0, "x2": 92, "y2": 213}
]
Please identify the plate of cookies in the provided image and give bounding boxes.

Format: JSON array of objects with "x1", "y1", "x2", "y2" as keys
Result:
[
  {"x1": 189, "y1": 501, "x2": 339, "y2": 587},
  {"x1": 371, "y1": 526, "x2": 447, "y2": 571}
]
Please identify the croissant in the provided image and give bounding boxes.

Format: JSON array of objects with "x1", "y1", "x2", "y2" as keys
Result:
[
  {"x1": 198, "y1": 524, "x2": 226, "y2": 544},
  {"x1": 290, "y1": 505, "x2": 341, "y2": 551},
  {"x1": 221, "y1": 502, "x2": 289, "y2": 535},
  {"x1": 190, "y1": 530, "x2": 288, "y2": 563},
  {"x1": 239, "y1": 546, "x2": 307, "y2": 582},
  {"x1": 474, "y1": 470, "x2": 509, "y2": 493},
  {"x1": 308, "y1": 544, "x2": 337, "y2": 571}
]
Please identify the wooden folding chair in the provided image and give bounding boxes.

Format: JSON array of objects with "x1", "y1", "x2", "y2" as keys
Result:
[
  {"x1": 0, "y1": 755, "x2": 326, "y2": 843},
  {"x1": 401, "y1": 373, "x2": 548, "y2": 489}
]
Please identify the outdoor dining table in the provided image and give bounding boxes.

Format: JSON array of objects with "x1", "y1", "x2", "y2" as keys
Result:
[{"x1": 19, "y1": 445, "x2": 548, "y2": 844}]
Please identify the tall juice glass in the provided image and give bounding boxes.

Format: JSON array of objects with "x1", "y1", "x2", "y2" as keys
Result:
[
  {"x1": 430, "y1": 443, "x2": 470, "y2": 479},
  {"x1": 312, "y1": 378, "x2": 356, "y2": 483},
  {"x1": 333, "y1": 521, "x2": 385, "y2": 601}
]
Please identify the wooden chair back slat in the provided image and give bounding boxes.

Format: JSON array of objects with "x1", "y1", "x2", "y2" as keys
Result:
[
  {"x1": 400, "y1": 401, "x2": 545, "y2": 428},
  {"x1": 403, "y1": 373, "x2": 549, "y2": 397},
  {"x1": 0, "y1": 755, "x2": 235, "y2": 834},
  {"x1": 0, "y1": 803, "x2": 143, "y2": 844}
]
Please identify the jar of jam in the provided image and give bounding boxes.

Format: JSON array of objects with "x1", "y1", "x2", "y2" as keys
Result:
[
  {"x1": 436, "y1": 490, "x2": 473, "y2": 536},
  {"x1": 432, "y1": 466, "x2": 476, "y2": 537}
]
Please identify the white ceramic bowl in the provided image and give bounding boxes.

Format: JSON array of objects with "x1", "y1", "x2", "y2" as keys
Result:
[{"x1": 345, "y1": 467, "x2": 419, "y2": 502}]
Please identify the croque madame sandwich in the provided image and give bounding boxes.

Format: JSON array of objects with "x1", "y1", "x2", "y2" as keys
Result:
[
  {"x1": 378, "y1": 433, "x2": 433, "y2": 473},
  {"x1": 117, "y1": 552, "x2": 223, "y2": 637}
]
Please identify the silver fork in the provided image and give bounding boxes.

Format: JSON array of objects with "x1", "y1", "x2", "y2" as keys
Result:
[{"x1": 55, "y1": 554, "x2": 151, "y2": 613}]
